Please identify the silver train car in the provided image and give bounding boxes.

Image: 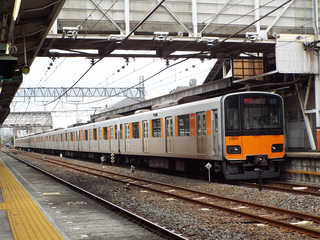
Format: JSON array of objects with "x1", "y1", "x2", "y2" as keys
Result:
[{"x1": 15, "y1": 91, "x2": 285, "y2": 180}]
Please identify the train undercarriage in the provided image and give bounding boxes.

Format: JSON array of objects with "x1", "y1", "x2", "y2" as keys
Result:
[{"x1": 17, "y1": 147, "x2": 282, "y2": 180}]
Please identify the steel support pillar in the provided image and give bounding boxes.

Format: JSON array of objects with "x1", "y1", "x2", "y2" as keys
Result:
[
  {"x1": 295, "y1": 81, "x2": 316, "y2": 150},
  {"x1": 254, "y1": 0, "x2": 260, "y2": 39},
  {"x1": 315, "y1": 74, "x2": 320, "y2": 150},
  {"x1": 192, "y1": 0, "x2": 198, "y2": 37},
  {"x1": 314, "y1": 0, "x2": 320, "y2": 150},
  {"x1": 125, "y1": 0, "x2": 130, "y2": 35}
]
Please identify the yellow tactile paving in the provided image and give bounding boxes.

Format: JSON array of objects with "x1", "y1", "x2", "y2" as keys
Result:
[{"x1": 0, "y1": 159, "x2": 64, "y2": 240}]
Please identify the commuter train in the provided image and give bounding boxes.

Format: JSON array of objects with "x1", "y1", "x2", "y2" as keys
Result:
[{"x1": 15, "y1": 91, "x2": 285, "y2": 180}]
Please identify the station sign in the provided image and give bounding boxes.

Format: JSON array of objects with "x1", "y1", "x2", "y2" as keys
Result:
[{"x1": 0, "y1": 55, "x2": 17, "y2": 81}]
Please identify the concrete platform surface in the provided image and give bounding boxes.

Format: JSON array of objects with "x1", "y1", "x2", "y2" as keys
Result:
[{"x1": 0, "y1": 152, "x2": 162, "y2": 240}]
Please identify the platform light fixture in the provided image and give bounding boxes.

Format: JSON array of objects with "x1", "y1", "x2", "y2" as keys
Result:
[
  {"x1": 0, "y1": 55, "x2": 18, "y2": 81},
  {"x1": 12, "y1": 0, "x2": 22, "y2": 21},
  {"x1": 245, "y1": 32, "x2": 259, "y2": 43},
  {"x1": 108, "y1": 35, "x2": 126, "y2": 44},
  {"x1": 62, "y1": 25, "x2": 82, "y2": 39},
  {"x1": 153, "y1": 32, "x2": 169, "y2": 41},
  {"x1": 198, "y1": 37, "x2": 219, "y2": 47}
]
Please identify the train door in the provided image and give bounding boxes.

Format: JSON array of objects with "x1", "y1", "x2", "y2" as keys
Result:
[
  {"x1": 81, "y1": 131, "x2": 84, "y2": 150},
  {"x1": 197, "y1": 112, "x2": 207, "y2": 155},
  {"x1": 125, "y1": 124, "x2": 129, "y2": 151},
  {"x1": 110, "y1": 126, "x2": 114, "y2": 151},
  {"x1": 89, "y1": 129, "x2": 92, "y2": 150},
  {"x1": 98, "y1": 127, "x2": 102, "y2": 151},
  {"x1": 142, "y1": 120, "x2": 148, "y2": 152},
  {"x1": 165, "y1": 117, "x2": 173, "y2": 153},
  {"x1": 212, "y1": 110, "x2": 219, "y2": 156},
  {"x1": 77, "y1": 130, "x2": 80, "y2": 151}
]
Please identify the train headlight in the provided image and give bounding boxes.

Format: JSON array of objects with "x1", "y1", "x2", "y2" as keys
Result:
[
  {"x1": 254, "y1": 156, "x2": 267, "y2": 164},
  {"x1": 272, "y1": 144, "x2": 283, "y2": 152},
  {"x1": 227, "y1": 145, "x2": 241, "y2": 154}
]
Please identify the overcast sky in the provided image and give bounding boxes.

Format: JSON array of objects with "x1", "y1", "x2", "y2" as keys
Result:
[{"x1": 16, "y1": 55, "x2": 216, "y2": 127}]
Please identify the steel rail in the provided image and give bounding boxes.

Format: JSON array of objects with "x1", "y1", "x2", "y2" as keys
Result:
[
  {"x1": 13, "y1": 151, "x2": 320, "y2": 238},
  {"x1": 4, "y1": 151, "x2": 188, "y2": 240},
  {"x1": 16, "y1": 151, "x2": 320, "y2": 223},
  {"x1": 267, "y1": 180, "x2": 320, "y2": 191},
  {"x1": 238, "y1": 181, "x2": 320, "y2": 197}
]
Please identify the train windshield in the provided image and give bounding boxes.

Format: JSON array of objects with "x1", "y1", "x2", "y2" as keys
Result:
[{"x1": 224, "y1": 93, "x2": 283, "y2": 136}]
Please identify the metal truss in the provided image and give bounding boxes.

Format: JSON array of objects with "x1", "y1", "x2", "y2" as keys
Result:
[
  {"x1": 2, "y1": 112, "x2": 53, "y2": 128},
  {"x1": 2, "y1": 110, "x2": 95, "y2": 128},
  {"x1": 13, "y1": 87, "x2": 145, "y2": 102}
]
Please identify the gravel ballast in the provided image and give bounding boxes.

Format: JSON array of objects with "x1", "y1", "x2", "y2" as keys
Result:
[{"x1": 13, "y1": 154, "x2": 320, "y2": 239}]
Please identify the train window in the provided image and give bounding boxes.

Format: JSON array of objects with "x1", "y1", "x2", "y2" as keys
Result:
[
  {"x1": 85, "y1": 130, "x2": 88, "y2": 141},
  {"x1": 110, "y1": 126, "x2": 114, "y2": 140},
  {"x1": 132, "y1": 122, "x2": 139, "y2": 139},
  {"x1": 65, "y1": 133, "x2": 68, "y2": 141},
  {"x1": 120, "y1": 124, "x2": 123, "y2": 139},
  {"x1": 178, "y1": 115, "x2": 190, "y2": 136},
  {"x1": 243, "y1": 96, "x2": 281, "y2": 130},
  {"x1": 225, "y1": 95, "x2": 240, "y2": 130},
  {"x1": 103, "y1": 127, "x2": 108, "y2": 140},
  {"x1": 89, "y1": 129, "x2": 92, "y2": 141},
  {"x1": 93, "y1": 128, "x2": 97, "y2": 140},
  {"x1": 98, "y1": 128, "x2": 102, "y2": 140},
  {"x1": 203, "y1": 114, "x2": 206, "y2": 135},
  {"x1": 152, "y1": 119, "x2": 161, "y2": 137},
  {"x1": 115, "y1": 125, "x2": 117, "y2": 139},
  {"x1": 215, "y1": 113, "x2": 218, "y2": 133}
]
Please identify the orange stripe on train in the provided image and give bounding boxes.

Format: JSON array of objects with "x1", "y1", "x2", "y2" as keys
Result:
[{"x1": 225, "y1": 135, "x2": 284, "y2": 160}]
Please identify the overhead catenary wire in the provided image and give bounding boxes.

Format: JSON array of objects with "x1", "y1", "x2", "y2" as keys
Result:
[
  {"x1": 35, "y1": 0, "x2": 112, "y2": 88},
  {"x1": 206, "y1": 0, "x2": 276, "y2": 35},
  {"x1": 200, "y1": 0, "x2": 245, "y2": 24},
  {"x1": 96, "y1": 58, "x2": 160, "y2": 88},
  {"x1": 42, "y1": 0, "x2": 166, "y2": 109},
  {"x1": 50, "y1": 0, "x2": 293, "y2": 107},
  {"x1": 59, "y1": 61, "x2": 212, "y2": 106},
  {"x1": 18, "y1": 0, "x2": 294, "y2": 114}
]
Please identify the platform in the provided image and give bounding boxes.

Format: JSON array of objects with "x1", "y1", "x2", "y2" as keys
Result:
[
  {"x1": 0, "y1": 152, "x2": 162, "y2": 240},
  {"x1": 283, "y1": 151, "x2": 320, "y2": 184}
]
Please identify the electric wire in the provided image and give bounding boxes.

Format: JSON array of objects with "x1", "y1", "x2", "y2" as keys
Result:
[
  {"x1": 13, "y1": 100, "x2": 30, "y2": 125},
  {"x1": 62, "y1": 58, "x2": 213, "y2": 106},
  {"x1": 200, "y1": 0, "x2": 245, "y2": 24},
  {"x1": 205, "y1": 0, "x2": 276, "y2": 35},
  {"x1": 95, "y1": 57, "x2": 160, "y2": 88},
  {"x1": 23, "y1": 0, "x2": 289, "y2": 110},
  {"x1": 146, "y1": 60, "x2": 210, "y2": 89},
  {"x1": 42, "y1": 0, "x2": 165, "y2": 108},
  {"x1": 47, "y1": 60, "x2": 211, "y2": 106},
  {"x1": 35, "y1": 0, "x2": 110, "y2": 88},
  {"x1": 147, "y1": 68, "x2": 213, "y2": 97},
  {"x1": 16, "y1": 0, "x2": 300, "y2": 114},
  {"x1": 30, "y1": 0, "x2": 119, "y2": 113}
]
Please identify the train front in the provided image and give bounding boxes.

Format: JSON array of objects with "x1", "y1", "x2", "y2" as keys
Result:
[{"x1": 222, "y1": 92, "x2": 284, "y2": 180}]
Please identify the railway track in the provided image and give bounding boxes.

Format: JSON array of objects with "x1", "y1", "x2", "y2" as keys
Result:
[
  {"x1": 4, "y1": 150, "x2": 187, "y2": 240},
  {"x1": 237, "y1": 180, "x2": 320, "y2": 197},
  {"x1": 9, "y1": 150, "x2": 320, "y2": 238}
]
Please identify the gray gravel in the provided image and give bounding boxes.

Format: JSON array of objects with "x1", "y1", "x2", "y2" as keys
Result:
[{"x1": 14, "y1": 154, "x2": 320, "y2": 239}]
